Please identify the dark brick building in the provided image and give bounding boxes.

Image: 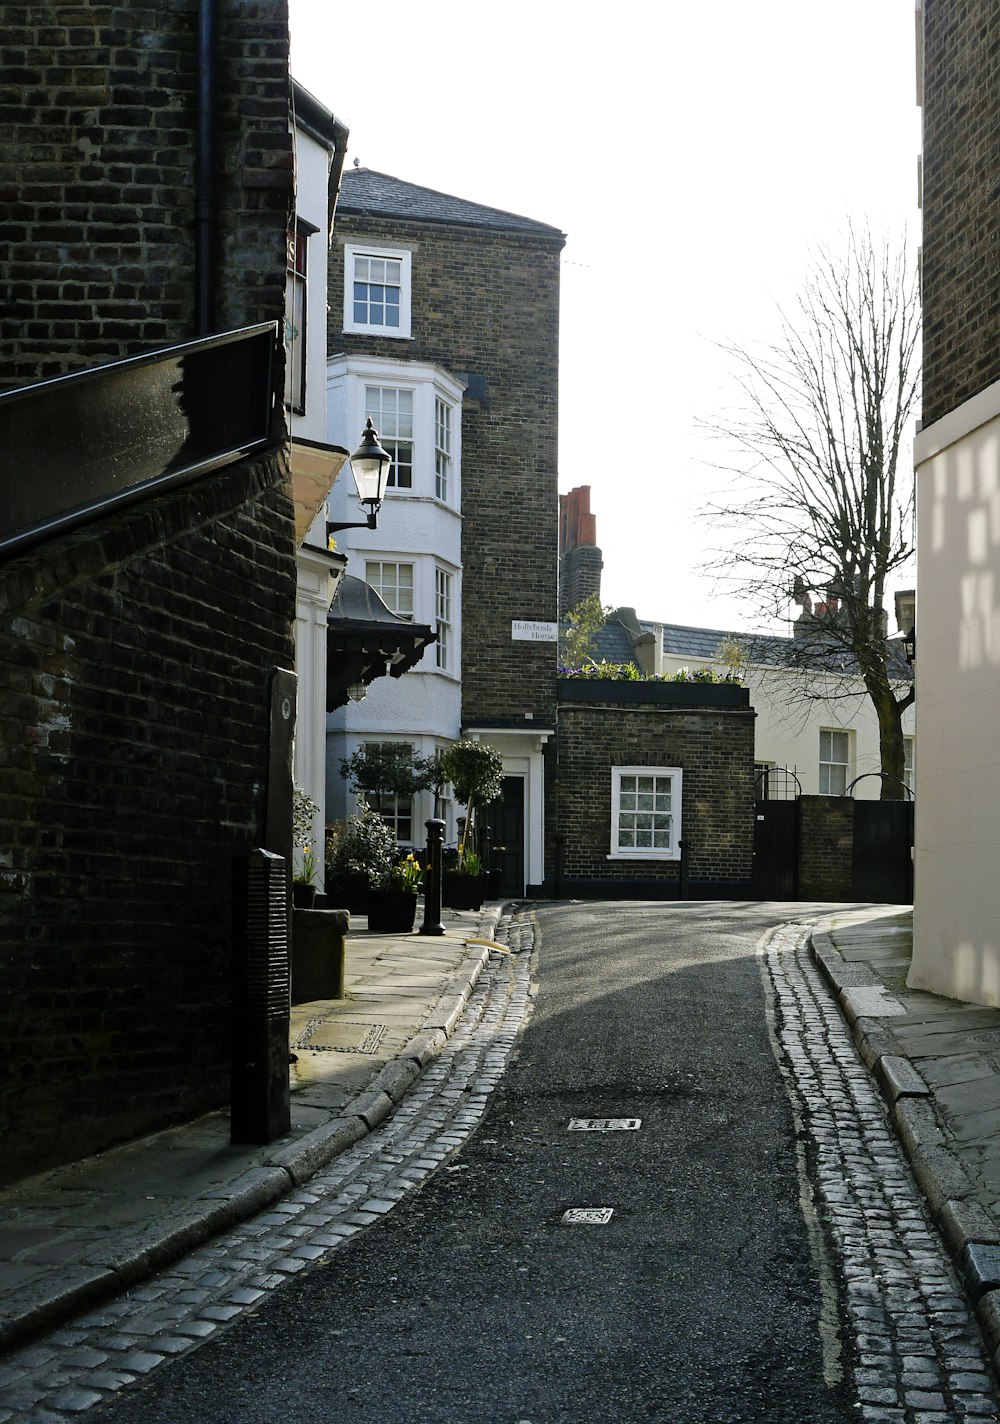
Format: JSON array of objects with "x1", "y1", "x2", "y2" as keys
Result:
[
  {"x1": 325, "y1": 168, "x2": 565, "y2": 895},
  {"x1": 0, "y1": 1, "x2": 297, "y2": 1183},
  {"x1": 910, "y1": 0, "x2": 1000, "y2": 1000},
  {"x1": 555, "y1": 680, "x2": 755, "y2": 898}
]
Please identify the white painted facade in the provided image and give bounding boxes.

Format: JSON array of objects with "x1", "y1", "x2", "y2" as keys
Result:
[
  {"x1": 288, "y1": 97, "x2": 350, "y2": 880},
  {"x1": 325, "y1": 354, "x2": 465, "y2": 847},
  {"x1": 910, "y1": 377, "x2": 1000, "y2": 1006},
  {"x1": 640, "y1": 625, "x2": 915, "y2": 799}
]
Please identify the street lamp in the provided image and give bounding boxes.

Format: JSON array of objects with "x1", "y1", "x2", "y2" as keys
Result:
[
  {"x1": 327, "y1": 418, "x2": 393, "y2": 534},
  {"x1": 903, "y1": 626, "x2": 916, "y2": 665}
]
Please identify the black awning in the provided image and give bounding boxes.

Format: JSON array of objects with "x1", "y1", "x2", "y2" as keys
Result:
[{"x1": 327, "y1": 574, "x2": 436, "y2": 710}]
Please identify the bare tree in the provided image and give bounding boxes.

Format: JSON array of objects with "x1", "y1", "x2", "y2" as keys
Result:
[{"x1": 703, "y1": 228, "x2": 920, "y2": 799}]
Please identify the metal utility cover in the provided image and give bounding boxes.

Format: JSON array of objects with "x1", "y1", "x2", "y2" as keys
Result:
[
  {"x1": 562, "y1": 1207, "x2": 614, "y2": 1225},
  {"x1": 568, "y1": 1118, "x2": 641, "y2": 1132},
  {"x1": 292, "y1": 1021, "x2": 387, "y2": 1054}
]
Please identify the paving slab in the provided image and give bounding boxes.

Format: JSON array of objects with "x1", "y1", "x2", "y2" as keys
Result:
[
  {"x1": 0, "y1": 904, "x2": 504, "y2": 1350},
  {"x1": 811, "y1": 905, "x2": 1000, "y2": 1363}
]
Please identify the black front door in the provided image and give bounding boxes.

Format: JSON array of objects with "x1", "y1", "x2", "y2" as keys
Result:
[{"x1": 485, "y1": 776, "x2": 525, "y2": 898}]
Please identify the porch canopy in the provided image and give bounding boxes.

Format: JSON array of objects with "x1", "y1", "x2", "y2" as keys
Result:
[{"x1": 326, "y1": 573, "x2": 436, "y2": 710}]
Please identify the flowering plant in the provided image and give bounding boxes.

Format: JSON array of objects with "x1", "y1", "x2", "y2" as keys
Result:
[
  {"x1": 385, "y1": 852, "x2": 423, "y2": 893},
  {"x1": 295, "y1": 845, "x2": 318, "y2": 886}
]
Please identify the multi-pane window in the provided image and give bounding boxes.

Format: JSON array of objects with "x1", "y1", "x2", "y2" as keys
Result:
[
  {"x1": 353, "y1": 254, "x2": 401, "y2": 330},
  {"x1": 365, "y1": 387, "x2": 413, "y2": 488},
  {"x1": 435, "y1": 398, "x2": 452, "y2": 502},
  {"x1": 284, "y1": 226, "x2": 308, "y2": 413},
  {"x1": 365, "y1": 561, "x2": 414, "y2": 616},
  {"x1": 819, "y1": 729, "x2": 851, "y2": 796},
  {"x1": 611, "y1": 767, "x2": 682, "y2": 859},
  {"x1": 904, "y1": 737, "x2": 915, "y2": 794},
  {"x1": 435, "y1": 567, "x2": 452, "y2": 671},
  {"x1": 343, "y1": 245, "x2": 411, "y2": 338},
  {"x1": 365, "y1": 741, "x2": 414, "y2": 844}
]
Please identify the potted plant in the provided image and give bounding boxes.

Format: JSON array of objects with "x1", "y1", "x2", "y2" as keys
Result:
[
  {"x1": 292, "y1": 786, "x2": 320, "y2": 908},
  {"x1": 324, "y1": 799, "x2": 395, "y2": 914},
  {"x1": 438, "y1": 741, "x2": 503, "y2": 909},
  {"x1": 366, "y1": 851, "x2": 423, "y2": 933},
  {"x1": 293, "y1": 844, "x2": 319, "y2": 909}
]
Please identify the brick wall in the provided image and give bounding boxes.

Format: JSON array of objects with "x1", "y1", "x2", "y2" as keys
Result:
[
  {"x1": 555, "y1": 697, "x2": 755, "y2": 895},
  {"x1": 798, "y1": 795, "x2": 853, "y2": 901},
  {"x1": 328, "y1": 212, "x2": 564, "y2": 726},
  {"x1": 0, "y1": 1, "x2": 294, "y2": 1183},
  {"x1": 0, "y1": 456, "x2": 296, "y2": 1184},
  {"x1": 921, "y1": 0, "x2": 1000, "y2": 425},
  {"x1": 0, "y1": 0, "x2": 291, "y2": 386}
]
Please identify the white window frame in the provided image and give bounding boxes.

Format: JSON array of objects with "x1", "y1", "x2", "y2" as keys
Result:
[
  {"x1": 365, "y1": 560, "x2": 414, "y2": 616},
  {"x1": 819, "y1": 728, "x2": 851, "y2": 796},
  {"x1": 363, "y1": 740, "x2": 415, "y2": 846},
  {"x1": 903, "y1": 736, "x2": 915, "y2": 794},
  {"x1": 435, "y1": 565, "x2": 453, "y2": 674},
  {"x1": 435, "y1": 397, "x2": 453, "y2": 503},
  {"x1": 364, "y1": 385, "x2": 413, "y2": 489},
  {"x1": 343, "y1": 242, "x2": 412, "y2": 339},
  {"x1": 609, "y1": 766, "x2": 682, "y2": 861}
]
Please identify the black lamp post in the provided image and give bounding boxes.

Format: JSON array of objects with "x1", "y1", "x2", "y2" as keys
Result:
[
  {"x1": 327, "y1": 417, "x2": 392, "y2": 534},
  {"x1": 903, "y1": 627, "x2": 916, "y2": 665}
]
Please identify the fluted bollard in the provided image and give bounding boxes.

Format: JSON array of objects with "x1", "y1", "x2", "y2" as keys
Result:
[{"x1": 419, "y1": 818, "x2": 446, "y2": 936}]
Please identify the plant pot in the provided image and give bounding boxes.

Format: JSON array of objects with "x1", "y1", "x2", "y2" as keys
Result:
[
  {"x1": 366, "y1": 888, "x2": 418, "y2": 933},
  {"x1": 441, "y1": 871, "x2": 487, "y2": 911},
  {"x1": 292, "y1": 882, "x2": 317, "y2": 909},
  {"x1": 324, "y1": 872, "x2": 370, "y2": 916}
]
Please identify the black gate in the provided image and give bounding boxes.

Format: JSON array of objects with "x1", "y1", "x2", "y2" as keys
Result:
[
  {"x1": 852, "y1": 799, "x2": 914, "y2": 902},
  {"x1": 752, "y1": 767, "x2": 801, "y2": 900}
]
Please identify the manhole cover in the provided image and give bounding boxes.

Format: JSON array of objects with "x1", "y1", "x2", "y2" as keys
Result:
[
  {"x1": 561, "y1": 1207, "x2": 614, "y2": 1225},
  {"x1": 292, "y1": 1021, "x2": 387, "y2": 1054},
  {"x1": 568, "y1": 1118, "x2": 641, "y2": 1132}
]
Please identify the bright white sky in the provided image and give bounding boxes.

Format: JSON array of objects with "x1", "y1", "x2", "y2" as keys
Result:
[{"x1": 289, "y1": 1, "x2": 921, "y2": 634}]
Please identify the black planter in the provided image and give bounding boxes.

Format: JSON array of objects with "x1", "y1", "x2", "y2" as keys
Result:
[
  {"x1": 441, "y1": 871, "x2": 487, "y2": 911},
  {"x1": 292, "y1": 882, "x2": 317, "y2": 909},
  {"x1": 556, "y1": 678, "x2": 749, "y2": 708},
  {"x1": 324, "y1": 872, "x2": 370, "y2": 916},
  {"x1": 366, "y1": 889, "x2": 418, "y2": 933}
]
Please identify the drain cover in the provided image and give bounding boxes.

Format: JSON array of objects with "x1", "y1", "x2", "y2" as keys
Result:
[
  {"x1": 292, "y1": 1021, "x2": 387, "y2": 1054},
  {"x1": 562, "y1": 1207, "x2": 614, "y2": 1225},
  {"x1": 568, "y1": 1118, "x2": 641, "y2": 1132}
]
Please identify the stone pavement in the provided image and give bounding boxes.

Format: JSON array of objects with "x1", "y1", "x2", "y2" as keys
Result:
[
  {"x1": 812, "y1": 905, "x2": 1000, "y2": 1381},
  {"x1": 0, "y1": 904, "x2": 503, "y2": 1352}
]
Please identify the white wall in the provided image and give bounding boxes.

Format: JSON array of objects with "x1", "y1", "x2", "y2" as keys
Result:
[
  {"x1": 658, "y1": 650, "x2": 914, "y2": 797},
  {"x1": 910, "y1": 378, "x2": 1000, "y2": 1005}
]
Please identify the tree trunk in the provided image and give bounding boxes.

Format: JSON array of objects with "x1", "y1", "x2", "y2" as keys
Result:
[{"x1": 869, "y1": 681, "x2": 907, "y2": 800}]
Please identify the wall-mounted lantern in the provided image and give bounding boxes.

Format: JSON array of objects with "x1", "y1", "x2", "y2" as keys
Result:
[{"x1": 327, "y1": 418, "x2": 392, "y2": 534}]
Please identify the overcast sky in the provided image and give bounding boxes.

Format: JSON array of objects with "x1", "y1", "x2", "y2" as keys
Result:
[{"x1": 289, "y1": 1, "x2": 921, "y2": 634}]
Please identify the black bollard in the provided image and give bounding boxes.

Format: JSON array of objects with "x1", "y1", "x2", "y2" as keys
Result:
[{"x1": 419, "y1": 818, "x2": 447, "y2": 936}]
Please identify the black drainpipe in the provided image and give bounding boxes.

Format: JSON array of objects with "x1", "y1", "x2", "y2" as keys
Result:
[{"x1": 195, "y1": 0, "x2": 217, "y2": 336}]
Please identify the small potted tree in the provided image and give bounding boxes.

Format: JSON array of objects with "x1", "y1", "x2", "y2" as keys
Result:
[
  {"x1": 437, "y1": 740, "x2": 504, "y2": 910},
  {"x1": 324, "y1": 799, "x2": 394, "y2": 915}
]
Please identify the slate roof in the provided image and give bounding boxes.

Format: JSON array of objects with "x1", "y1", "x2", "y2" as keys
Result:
[
  {"x1": 337, "y1": 167, "x2": 564, "y2": 239},
  {"x1": 650, "y1": 620, "x2": 913, "y2": 681}
]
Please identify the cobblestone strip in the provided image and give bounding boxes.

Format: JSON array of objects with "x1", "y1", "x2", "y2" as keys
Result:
[
  {"x1": 763, "y1": 922, "x2": 1000, "y2": 1424},
  {"x1": 0, "y1": 918, "x2": 534, "y2": 1424}
]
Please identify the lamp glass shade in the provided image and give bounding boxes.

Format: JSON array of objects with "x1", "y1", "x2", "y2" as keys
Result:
[{"x1": 349, "y1": 418, "x2": 392, "y2": 507}]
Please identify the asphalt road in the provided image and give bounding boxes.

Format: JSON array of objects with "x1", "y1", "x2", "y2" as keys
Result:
[{"x1": 95, "y1": 901, "x2": 857, "y2": 1424}]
